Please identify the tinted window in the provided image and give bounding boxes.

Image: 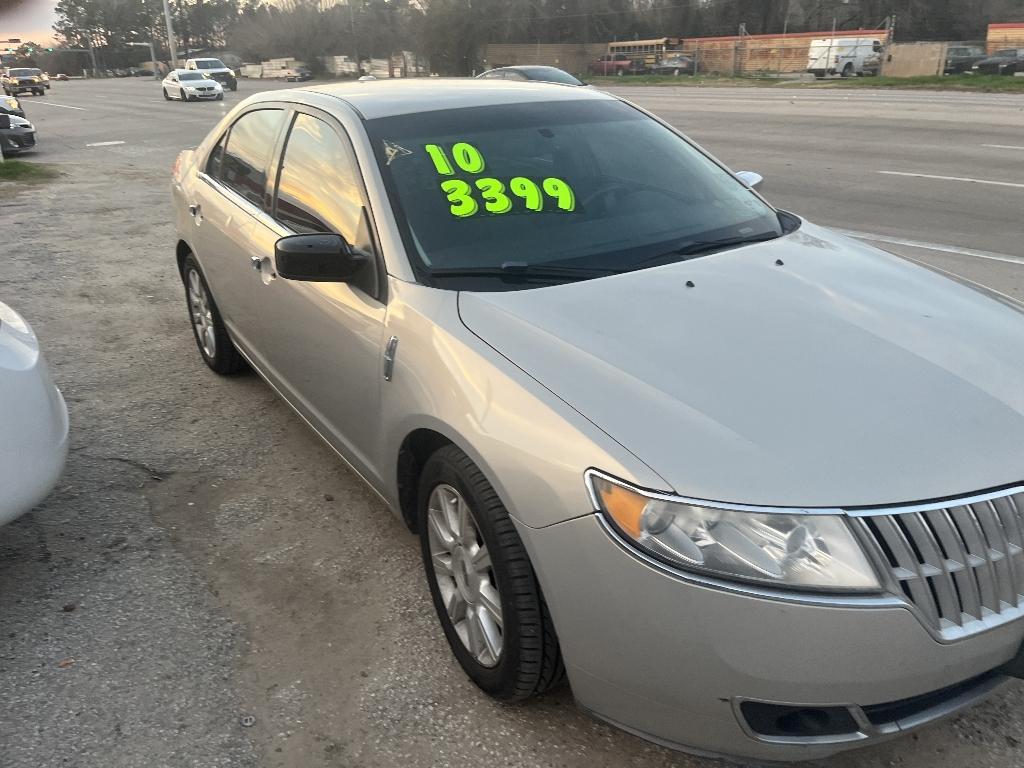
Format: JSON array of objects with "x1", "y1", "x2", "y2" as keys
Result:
[
  {"x1": 274, "y1": 113, "x2": 364, "y2": 241},
  {"x1": 179, "y1": 72, "x2": 207, "y2": 81},
  {"x1": 207, "y1": 133, "x2": 226, "y2": 178},
  {"x1": 369, "y1": 100, "x2": 781, "y2": 288},
  {"x1": 197, "y1": 60, "x2": 226, "y2": 69},
  {"x1": 221, "y1": 109, "x2": 286, "y2": 207}
]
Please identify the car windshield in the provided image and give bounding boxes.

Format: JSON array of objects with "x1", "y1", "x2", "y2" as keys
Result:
[
  {"x1": 10, "y1": 69, "x2": 38, "y2": 77},
  {"x1": 995, "y1": 49, "x2": 1016, "y2": 57},
  {"x1": 522, "y1": 68, "x2": 582, "y2": 85},
  {"x1": 179, "y1": 72, "x2": 208, "y2": 81},
  {"x1": 368, "y1": 99, "x2": 783, "y2": 288},
  {"x1": 196, "y1": 60, "x2": 226, "y2": 69}
]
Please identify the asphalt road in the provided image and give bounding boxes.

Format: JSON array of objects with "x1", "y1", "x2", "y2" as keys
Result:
[{"x1": 3, "y1": 78, "x2": 1024, "y2": 768}]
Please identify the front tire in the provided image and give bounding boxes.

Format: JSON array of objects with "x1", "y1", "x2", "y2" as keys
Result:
[
  {"x1": 841, "y1": 63, "x2": 854, "y2": 78},
  {"x1": 181, "y1": 255, "x2": 246, "y2": 375},
  {"x1": 162, "y1": 88, "x2": 170, "y2": 100},
  {"x1": 418, "y1": 445, "x2": 564, "y2": 701}
]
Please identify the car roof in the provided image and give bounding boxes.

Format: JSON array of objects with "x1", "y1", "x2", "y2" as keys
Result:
[{"x1": 291, "y1": 78, "x2": 614, "y2": 119}]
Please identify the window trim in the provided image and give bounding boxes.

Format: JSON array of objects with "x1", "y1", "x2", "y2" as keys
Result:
[{"x1": 268, "y1": 104, "x2": 388, "y2": 302}]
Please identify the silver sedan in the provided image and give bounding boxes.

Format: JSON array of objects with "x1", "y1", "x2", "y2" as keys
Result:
[{"x1": 170, "y1": 80, "x2": 1024, "y2": 762}]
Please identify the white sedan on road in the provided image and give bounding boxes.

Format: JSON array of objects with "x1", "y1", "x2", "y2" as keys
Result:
[
  {"x1": 162, "y1": 70, "x2": 224, "y2": 102},
  {"x1": 0, "y1": 301, "x2": 69, "y2": 525}
]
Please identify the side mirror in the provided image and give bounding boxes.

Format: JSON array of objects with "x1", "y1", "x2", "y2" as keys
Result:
[
  {"x1": 736, "y1": 171, "x2": 764, "y2": 191},
  {"x1": 275, "y1": 233, "x2": 369, "y2": 282},
  {"x1": 0, "y1": 114, "x2": 10, "y2": 130}
]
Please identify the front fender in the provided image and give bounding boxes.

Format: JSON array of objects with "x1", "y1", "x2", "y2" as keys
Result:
[{"x1": 380, "y1": 278, "x2": 668, "y2": 529}]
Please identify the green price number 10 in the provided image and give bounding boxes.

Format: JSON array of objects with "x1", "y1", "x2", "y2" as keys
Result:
[{"x1": 426, "y1": 143, "x2": 576, "y2": 217}]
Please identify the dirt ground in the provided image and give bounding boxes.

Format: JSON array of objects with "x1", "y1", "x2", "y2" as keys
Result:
[{"x1": 2, "y1": 85, "x2": 1024, "y2": 768}]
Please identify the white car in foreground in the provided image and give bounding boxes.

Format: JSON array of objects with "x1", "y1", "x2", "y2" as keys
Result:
[
  {"x1": 162, "y1": 69, "x2": 224, "y2": 102},
  {"x1": 0, "y1": 301, "x2": 69, "y2": 525}
]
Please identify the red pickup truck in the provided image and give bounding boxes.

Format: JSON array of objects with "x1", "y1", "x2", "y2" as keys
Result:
[{"x1": 588, "y1": 53, "x2": 636, "y2": 75}]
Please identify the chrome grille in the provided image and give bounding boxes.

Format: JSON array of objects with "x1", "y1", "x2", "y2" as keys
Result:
[{"x1": 856, "y1": 489, "x2": 1024, "y2": 639}]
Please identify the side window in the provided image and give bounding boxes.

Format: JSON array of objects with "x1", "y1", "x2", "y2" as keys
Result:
[
  {"x1": 221, "y1": 109, "x2": 286, "y2": 208},
  {"x1": 274, "y1": 113, "x2": 365, "y2": 243},
  {"x1": 206, "y1": 133, "x2": 226, "y2": 179}
]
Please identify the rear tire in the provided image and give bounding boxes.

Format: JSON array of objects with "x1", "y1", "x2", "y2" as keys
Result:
[
  {"x1": 181, "y1": 255, "x2": 246, "y2": 375},
  {"x1": 418, "y1": 445, "x2": 565, "y2": 702},
  {"x1": 841, "y1": 63, "x2": 854, "y2": 78}
]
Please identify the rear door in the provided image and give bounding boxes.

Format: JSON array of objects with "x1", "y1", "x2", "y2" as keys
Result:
[
  {"x1": 246, "y1": 106, "x2": 388, "y2": 480},
  {"x1": 188, "y1": 106, "x2": 288, "y2": 353}
]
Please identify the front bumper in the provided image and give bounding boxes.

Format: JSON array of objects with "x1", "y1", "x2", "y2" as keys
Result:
[
  {"x1": 519, "y1": 513, "x2": 1024, "y2": 762},
  {"x1": 7, "y1": 82, "x2": 42, "y2": 93},
  {"x1": 0, "y1": 129, "x2": 36, "y2": 154}
]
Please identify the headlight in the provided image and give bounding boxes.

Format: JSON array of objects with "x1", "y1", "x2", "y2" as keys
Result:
[
  {"x1": 4, "y1": 98, "x2": 17, "y2": 108},
  {"x1": 588, "y1": 473, "x2": 881, "y2": 591}
]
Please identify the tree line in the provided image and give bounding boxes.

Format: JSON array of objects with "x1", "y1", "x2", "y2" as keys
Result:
[{"x1": 11, "y1": 0, "x2": 1024, "y2": 76}]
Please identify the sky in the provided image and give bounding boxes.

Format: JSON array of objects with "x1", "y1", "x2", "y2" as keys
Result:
[{"x1": 0, "y1": 0, "x2": 58, "y2": 45}]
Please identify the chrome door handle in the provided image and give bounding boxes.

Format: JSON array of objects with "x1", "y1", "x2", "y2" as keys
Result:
[{"x1": 250, "y1": 256, "x2": 263, "y2": 271}]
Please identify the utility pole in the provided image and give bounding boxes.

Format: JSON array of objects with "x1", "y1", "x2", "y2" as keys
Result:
[
  {"x1": 162, "y1": 0, "x2": 179, "y2": 68},
  {"x1": 86, "y1": 34, "x2": 98, "y2": 77}
]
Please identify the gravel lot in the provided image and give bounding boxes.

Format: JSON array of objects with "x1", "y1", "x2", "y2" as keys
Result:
[{"x1": 2, "y1": 79, "x2": 1023, "y2": 768}]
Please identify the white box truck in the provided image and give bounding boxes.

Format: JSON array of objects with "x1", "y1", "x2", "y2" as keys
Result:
[{"x1": 807, "y1": 37, "x2": 883, "y2": 78}]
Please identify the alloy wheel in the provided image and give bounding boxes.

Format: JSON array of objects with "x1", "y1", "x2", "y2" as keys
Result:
[
  {"x1": 426, "y1": 483, "x2": 504, "y2": 667},
  {"x1": 187, "y1": 268, "x2": 217, "y2": 359}
]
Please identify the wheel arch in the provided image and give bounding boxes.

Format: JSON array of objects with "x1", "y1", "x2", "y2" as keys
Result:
[{"x1": 176, "y1": 239, "x2": 194, "y2": 277}]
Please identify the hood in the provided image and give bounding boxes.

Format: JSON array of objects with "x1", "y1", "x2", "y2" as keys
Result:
[{"x1": 458, "y1": 223, "x2": 1024, "y2": 508}]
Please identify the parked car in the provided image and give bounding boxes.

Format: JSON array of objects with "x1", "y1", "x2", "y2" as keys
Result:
[
  {"x1": 2, "y1": 67, "x2": 47, "y2": 96},
  {"x1": 0, "y1": 301, "x2": 69, "y2": 526},
  {"x1": 588, "y1": 52, "x2": 636, "y2": 75},
  {"x1": 0, "y1": 112, "x2": 36, "y2": 156},
  {"x1": 650, "y1": 54, "x2": 697, "y2": 75},
  {"x1": 806, "y1": 37, "x2": 883, "y2": 77},
  {"x1": 476, "y1": 65, "x2": 585, "y2": 85},
  {"x1": 162, "y1": 70, "x2": 224, "y2": 102},
  {"x1": 184, "y1": 57, "x2": 238, "y2": 91},
  {"x1": 54, "y1": 73, "x2": 70, "y2": 81},
  {"x1": 944, "y1": 44, "x2": 987, "y2": 74},
  {"x1": 972, "y1": 48, "x2": 1024, "y2": 75},
  {"x1": 171, "y1": 79, "x2": 1024, "y2": 764},
  {"x1": 1, "y1": 93, "x2": 25, "y2": 118},
  {"x1": 128, "y1": 67, "x2": 155, "y2": 77},
  {"x1": 285, "y1": 66, "x2": 314, "y2": 82},
  {"x1": 862, "y1": 51, "x2": 882, "y2": 76}
]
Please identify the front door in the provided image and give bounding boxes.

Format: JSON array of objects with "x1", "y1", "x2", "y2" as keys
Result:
[{"x1": 248, "y1": 109, "x2": 387, "y2": 483}]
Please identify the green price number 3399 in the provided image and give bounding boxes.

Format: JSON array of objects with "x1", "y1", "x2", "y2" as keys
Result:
[{"x1": 424, "y1": 143, "x2": 576, "y2": 218}]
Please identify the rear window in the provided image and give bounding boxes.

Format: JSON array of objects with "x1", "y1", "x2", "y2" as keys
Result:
[{"x1": 196, "y1": 60, "x2": 227, "y2": 69}]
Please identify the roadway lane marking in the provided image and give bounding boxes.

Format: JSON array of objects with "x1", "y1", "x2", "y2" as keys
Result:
[
  {"x1": 878, "y1": 170, "x2": 1024, "y2": 189},
  {"x1": 839, "y1": 229, "x2": 1024, "y2": 266},
  {"x1": 86, "y1": 141, "x2": 125, "y2": 147},
  {"x1": 982, "y1": 144, "x2": 1024, "y2": 151},
  {"x1": 28, "y1": 100, "x2": 86, "y2": 111}
]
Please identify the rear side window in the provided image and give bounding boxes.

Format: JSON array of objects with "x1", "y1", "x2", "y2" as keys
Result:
[
  {"x1": 206, "y1": 134, "x2": 226, "y2": 178},
  {"x1": 221, "y1": 109, "x2": 286, "y2": 207},
  {"x1": 274, "y1": 113, "x2": 364, "y2": 241}
]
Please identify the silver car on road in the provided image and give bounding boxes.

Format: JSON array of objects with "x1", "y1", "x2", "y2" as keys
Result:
[{"x1": 171, "y1": 80, "x2": 1024, "y2": 761}]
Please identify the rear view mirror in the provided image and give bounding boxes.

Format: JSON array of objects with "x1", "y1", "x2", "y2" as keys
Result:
[
  {"x1": 736, "y1": 171, "x2": 764, "y2": 191},
  {"x1": 0, "y1": 114, "x2": 10, "y2": 130},
  {"x1": 275, "y1": 233, "x2": 369, "y2": 282}
]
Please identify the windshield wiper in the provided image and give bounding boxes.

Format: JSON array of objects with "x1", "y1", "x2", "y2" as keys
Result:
[
  {"x1": 632, "y1": 231, "x2": 783, "y2": 270},
  {"x1": 429, "y1": 261, "x2": 620, "y2": 283}
]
